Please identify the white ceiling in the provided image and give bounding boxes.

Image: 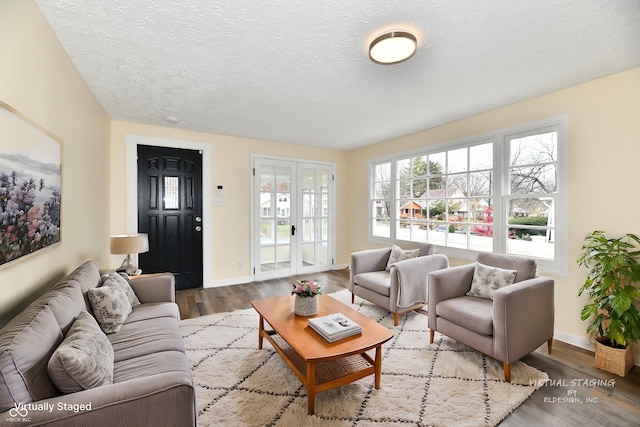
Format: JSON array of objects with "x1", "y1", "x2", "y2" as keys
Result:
[{"x1": 36, "y1": 0, "x2": 640, "y2": 151}]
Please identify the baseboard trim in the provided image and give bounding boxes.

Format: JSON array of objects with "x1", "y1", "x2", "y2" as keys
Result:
[
  {"x1": 553, "y1": 330, "x2": 593, "y2": 352},
  {"x1": 205, "y1": 276, "x2": 252, "y2": 288},
  {"x1": 205, "y1": 264, "x2": 350, "y2": 289},
  {"x1": 553, "y1": 330, "x2": 640, "y2": 367}
]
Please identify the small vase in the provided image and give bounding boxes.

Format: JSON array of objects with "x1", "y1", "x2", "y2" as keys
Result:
[{"x1": 294, "y1": 295, "x2": 319, "y2": 316}]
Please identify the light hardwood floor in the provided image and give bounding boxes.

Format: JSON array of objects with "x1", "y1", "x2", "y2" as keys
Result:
[{"x1": 176, "y1": 268, "x2": 640, "y2": 426}]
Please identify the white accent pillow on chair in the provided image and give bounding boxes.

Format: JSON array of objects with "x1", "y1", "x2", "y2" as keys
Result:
[
  {"x1": 466, "y1": 262, "x2": 517, "y2": 300},
  {"x1": 385, "y1": 245, "x2": 420, "y2": 271}
]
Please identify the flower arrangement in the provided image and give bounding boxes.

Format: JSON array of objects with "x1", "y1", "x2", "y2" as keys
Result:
[{"x1": 291, "y1": 279, "x2": 322, "y2": 298}]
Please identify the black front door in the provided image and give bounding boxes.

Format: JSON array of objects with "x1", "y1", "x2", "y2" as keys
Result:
[{"x1": 137, "y1": 145, "x2": 203, "y2": 290}]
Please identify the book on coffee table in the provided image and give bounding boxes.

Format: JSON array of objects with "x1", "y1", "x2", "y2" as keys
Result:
[{"x1": 308, "y1": 313, "x2": 362, "y2": 343}]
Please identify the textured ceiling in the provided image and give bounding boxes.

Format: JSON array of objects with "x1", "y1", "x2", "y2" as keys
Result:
[{"x1": 35, "y1": 0, "x2": 640, "y2": 151}]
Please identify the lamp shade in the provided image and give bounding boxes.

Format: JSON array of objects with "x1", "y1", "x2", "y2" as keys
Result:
[
  {"x1": 110, "y1": 234, "x2": 149, "y2": 255},
  {"x1": 369, "y1": 31, "x2": 417, "y2": 64}
]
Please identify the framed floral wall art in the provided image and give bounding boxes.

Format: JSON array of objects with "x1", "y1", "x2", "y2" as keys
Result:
[{"x1": 0, "y1": 102, "x2": 61, "y2": 266}]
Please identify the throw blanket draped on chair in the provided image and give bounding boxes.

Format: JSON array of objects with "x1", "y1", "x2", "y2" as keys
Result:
[{"x1": 395, "y1": 255, "x2": 445, "y2": 308}]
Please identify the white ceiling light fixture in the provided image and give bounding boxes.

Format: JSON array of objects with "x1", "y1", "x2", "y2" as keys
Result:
[{"x1": 369, "y1": 30, "x2": 417, "y2": 64}]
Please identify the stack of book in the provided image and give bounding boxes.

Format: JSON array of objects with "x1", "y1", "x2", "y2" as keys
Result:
[{"x1": 308, "y1": 313, "x2": 362, "y2": 343}]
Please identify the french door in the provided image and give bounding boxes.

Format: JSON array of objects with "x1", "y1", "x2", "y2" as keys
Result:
[{"x1": 253, "y1": 157, "x2": 335, "y2": 280}]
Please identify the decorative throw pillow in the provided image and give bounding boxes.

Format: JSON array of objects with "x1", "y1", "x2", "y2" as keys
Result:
[
  {"x1": 385, "y1": 245, "x2": 421, "y2": 271},
  {"x1": 466, "y1": 262, "x2": 517, "y2": 300},
  {"x1": 48, "y1": 311, "x2": 114, "y2": 393},
  {"x1": 88, "y1": 279, "x2": 132, "y2": 333},
  {"x1": 101, "y1": 272, "x2": 141, "y2": 306}
]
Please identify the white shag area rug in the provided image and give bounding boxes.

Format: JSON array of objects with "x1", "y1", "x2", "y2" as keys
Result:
[{"x1": 181, "y1": 290, "x2": 548, "y2": 427}]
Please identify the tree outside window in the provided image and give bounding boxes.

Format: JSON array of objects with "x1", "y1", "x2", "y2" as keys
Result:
[{"x1": 506, "y1": 131, "x2": 558, "y2": 260}]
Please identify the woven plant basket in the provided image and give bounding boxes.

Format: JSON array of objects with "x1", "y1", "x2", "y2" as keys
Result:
[{"x1": 594, "y1": 338, "x2": 634, "y2": 377}]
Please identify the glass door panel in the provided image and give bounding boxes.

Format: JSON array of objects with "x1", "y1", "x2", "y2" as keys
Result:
[
  {"x1": 255, "y1": 161, "x2": 295, "y2": 278},
  {"x1": 298, "y1": 165, "x2": 331, "y2": 272}
]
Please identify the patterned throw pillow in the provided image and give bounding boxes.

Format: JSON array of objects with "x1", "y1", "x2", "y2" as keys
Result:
[
  {"x1": 48, "y1": 311, "x2": 114, "y2": 393},
  {"x1": 88, "y1": 279, "x2": 132, "y2": 333},
  {"x1": 101, "y1": 272, "x2": 141, "y2": 306},
  {"x1": 385, "y1": 245, "x2": 421, "y2": 271},
  {"x1": 466, "y1": 262, "x2": 517, "y2": 300}
]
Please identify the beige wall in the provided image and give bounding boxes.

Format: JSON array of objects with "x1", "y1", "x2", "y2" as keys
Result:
[
  {"x1": 0, "y1": 1, "x2": 110, "y2": 324},
  {"x1": 347, "y1": 67, "x2": 640, "y2": 362},
  {"x1": 109, "y1": 121, "x2": 350, "y2": 283}
]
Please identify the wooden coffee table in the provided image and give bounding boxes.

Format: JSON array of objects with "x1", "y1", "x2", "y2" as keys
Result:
[{"x1": 251, "y1": 294, "x2": 393, "y2": 415}]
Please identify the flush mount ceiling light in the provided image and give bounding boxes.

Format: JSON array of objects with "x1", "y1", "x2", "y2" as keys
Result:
[{"x1": 369, "y1": 30, "x2": 417, "y2": 64}]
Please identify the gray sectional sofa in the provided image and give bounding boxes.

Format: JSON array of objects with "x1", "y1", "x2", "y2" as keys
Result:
[{"x1": 0, "y1": 261, "x2": 196, "y2": 426}]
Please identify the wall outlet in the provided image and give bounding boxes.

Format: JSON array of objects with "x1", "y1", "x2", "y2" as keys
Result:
[{"x1": 238, "y1": 261, "x2": 244, "y2": 270}]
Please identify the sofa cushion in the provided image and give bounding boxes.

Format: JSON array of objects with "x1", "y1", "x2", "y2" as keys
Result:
[
  {"x1": 109, "y1": 317, "x2": 186, "y2": 362},
  {"x1": 436, "y1": 296, "x2": 494, "y2": 336},
  {"x1": 354, "y1": 271, "x2": 391, "y2": 296},
  {"x1": 466, "y1": 262, "x2": 517, "y2": 300},
  {"x1": 125, "y1": 302, "x2": 180, "y2": 324},
  {"x1": 54, "y1": 260, "x2": 102, "y2": 311},
  {"x1": 45, "y1": 283, "x2": 86, "y2": 334},
  {"x1": 113, "y1": 350, "x2": 192, "y2": 383},
  {"x1": 45, "y1": 261, "x2": 100, "y2": 294},
  {"x1": 102, "y1": 273, "x2": 141, "y2": 307},
  {"x1": 0, "y1": 306, "x2": 62, "y2": 412},
  {"x1": 60, "y1": 260, "x2": 102, "y2": 293},
  {"x1": 88, "y1": 280, "x2": 132, "y2": 333},
  {"x1": 385, "y1": 245, "x2": 420, "y2": 271},
  {"x1": 48, "y1": 311, "x2": 114, "y2": 393}
]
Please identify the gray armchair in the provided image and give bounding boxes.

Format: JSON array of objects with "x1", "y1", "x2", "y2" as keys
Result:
[
  {"x1": 428, "y1": 253, "x2": 554, "y2": 382},
  {"x1": 350, "y1": 242, "x2": 448, "y2": 326}
]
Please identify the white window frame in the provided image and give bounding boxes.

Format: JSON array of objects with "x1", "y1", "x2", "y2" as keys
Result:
[
  {"x1": 369, "y1": 159, "x2": 393, "y2": 240},
  {"x1": 368, "y1": 116, "x2": 569, "y2": 276}
]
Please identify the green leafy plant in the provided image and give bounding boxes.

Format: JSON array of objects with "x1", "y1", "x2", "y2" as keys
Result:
[{"x1": 577, "y1": 231, "x2": 640, "y2": 348}]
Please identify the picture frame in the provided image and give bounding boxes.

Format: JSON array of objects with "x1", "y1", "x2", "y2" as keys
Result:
[{"x1": 0, "y1": 101, "x2": 62, "y2": 267}]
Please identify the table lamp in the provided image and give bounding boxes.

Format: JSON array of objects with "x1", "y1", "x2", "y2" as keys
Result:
[{"x1": 110, "y1": 234, "x2": 149, "y2": 275}]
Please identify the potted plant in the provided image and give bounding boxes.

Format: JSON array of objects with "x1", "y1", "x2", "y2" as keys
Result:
[
  {"x1": 577, "y1": 230, "x2": 640, "y2": 376},
  {"x1": 292, "y1": 279, "x2": 322, "y2": 316}
]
